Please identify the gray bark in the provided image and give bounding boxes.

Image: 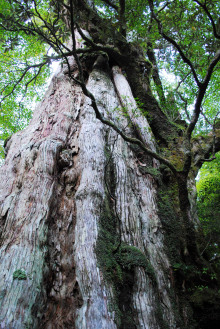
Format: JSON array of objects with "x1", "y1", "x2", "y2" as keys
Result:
[{"x1": 0, "y1": 54, "x2": 181, "y2": 328}]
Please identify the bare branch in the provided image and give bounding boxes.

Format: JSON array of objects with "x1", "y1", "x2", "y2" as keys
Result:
[
  {"x1": 157, "y1": 1, "x2": 170, "y2": 13},
  {"x1": 175, "y1": 71, "x2": 191, "y2": 92}
]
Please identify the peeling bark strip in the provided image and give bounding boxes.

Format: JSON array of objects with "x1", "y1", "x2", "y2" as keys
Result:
[{"x1": 1, "y1": 55, "x2": 184, "y2": 328}]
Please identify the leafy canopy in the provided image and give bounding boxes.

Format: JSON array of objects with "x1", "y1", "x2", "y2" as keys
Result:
[
  {"x1": 0, "y1": 0, "x2": 219, "y2": 160},
  {"x1": 0, "y1": 0, "x2": 60, "y2": 157}
]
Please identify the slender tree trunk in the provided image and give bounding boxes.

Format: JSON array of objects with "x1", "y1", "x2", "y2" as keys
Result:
[{"x1": 0, "y1": 55, "x2": 198, "y2": 328}]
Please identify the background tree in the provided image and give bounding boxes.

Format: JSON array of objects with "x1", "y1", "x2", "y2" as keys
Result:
[{"x1": 0, "y1": 1, "x2": 220, "y2": 328}]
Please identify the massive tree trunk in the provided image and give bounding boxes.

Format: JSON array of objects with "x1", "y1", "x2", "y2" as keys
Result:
[{"x1": 0, "y1": 52, "x2": 207, "y2": 328}]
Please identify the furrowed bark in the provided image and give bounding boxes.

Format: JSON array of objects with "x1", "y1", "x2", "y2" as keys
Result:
[
  {"x1": 0, "y1": 51, "x2": 190, "y2": 328},
  {"x1": 1, "y1": 29, "x2": 218, "y2": 326}
]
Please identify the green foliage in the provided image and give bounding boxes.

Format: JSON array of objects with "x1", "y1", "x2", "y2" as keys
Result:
[
  {"x1": 93, "y1": 1, "x2": 220, "y2": 128},
  {"x1": 0, "y1": 0, "x2": 68, "y2": 158},
  {"x1": 0, "y1": 0, "x2": 219, "y2": 157},
  {"x1": 147, "y1": 0, "x2": 220, "y2": 125},
  {"x1": 13, "y1": 269, "x2": 27, "y2": 280},
  {"x1": 197, "y1": 152, "x2": 220, "y2": 262}
]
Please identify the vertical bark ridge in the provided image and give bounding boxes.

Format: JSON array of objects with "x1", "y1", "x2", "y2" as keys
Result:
[
  {"x1": 74, "y1": 68, "x2": 118, "y2": 329},
  {"x1": 0, "y1": 55, "x2": 186, "y2": 328},
  {"x1": 78, "y1": 64, "x2": 178, "y2": 328},
  {"x1": 0, "y1": 69, "x2": 83, "y2": 327},
  {"x1": 110, "y1": 68, "x2": 177, "y2": 328}
]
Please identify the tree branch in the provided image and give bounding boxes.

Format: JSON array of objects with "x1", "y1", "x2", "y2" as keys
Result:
[
  {"x1": 187, "y1": 49, "x2": 220, "y2": 138},
  {"x1": 147, "y1": 42, "x2": 167, "y2": 110},
  {"x1": 101, "y1": 0, "x2": 118, "y2": 11},
  {"x1": 119, "y1": 0, "x2": 126, "y2": 37},
  {"x1": 148, "y1": 0, "x2": 201, "y2": 88},
  {"x1": 193, "y1": 0, "x2": 220, "y2": 39},
  {"x1": 0, "y1": 60, "x2": 49, "y2": 104},
  {"x1": 192, "y1": 128, "x2": 220, "y2": 170},
  {"x1": 67, "y1": 0, "x2": 177, "y2": 175}
]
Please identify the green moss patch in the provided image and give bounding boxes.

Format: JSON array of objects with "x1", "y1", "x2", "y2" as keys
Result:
[
  {"x1": 96, "y1": 148, "x2": 163, "y2": 327},
  {"x1": 95, "y1": 193, "x2": 156, "y2": 284},
  {"x1": 95, "y1": 194, "x2": 157, "y2": 327},
  {"x1": 157, "y1": 187, "x2": 183, "y2": 264},
  {"x1": 13, "y1": 269, "x2": 27, "y2": 280}
]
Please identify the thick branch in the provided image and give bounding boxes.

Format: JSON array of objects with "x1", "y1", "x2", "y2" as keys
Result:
[
  {"x1": 119, "y1": 0, "x2": 126, "y2": 37},
  {"x1": 192, "y1": 128, "x2": 220, "y2": 171}
]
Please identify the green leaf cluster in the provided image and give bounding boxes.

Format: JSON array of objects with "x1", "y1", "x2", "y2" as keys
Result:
[
  {"x1": 0, "y1": 0, "x2": 70, "y2": 159},
  {"x1": 197, "y1": 152, "x2": 220, "y2": 261}
]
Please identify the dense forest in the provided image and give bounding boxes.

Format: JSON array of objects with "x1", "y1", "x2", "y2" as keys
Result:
[{"x1": 0, "y1": 1, "x2": 220, "y2": 328}]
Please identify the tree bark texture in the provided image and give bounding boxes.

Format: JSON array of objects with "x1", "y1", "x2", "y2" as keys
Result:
[{"x1": 0, "y1": 55, "x2": 192, "y2": 328}]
